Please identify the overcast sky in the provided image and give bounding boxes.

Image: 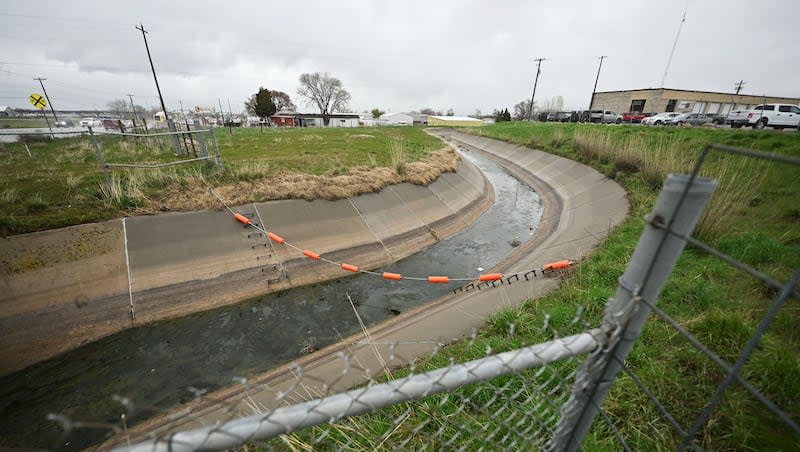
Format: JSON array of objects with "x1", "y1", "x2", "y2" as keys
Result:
[{"x1": 2, "y1": 1, "x2": 799, "y2": 115}]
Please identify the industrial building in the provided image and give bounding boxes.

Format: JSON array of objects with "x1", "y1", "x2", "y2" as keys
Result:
[
  {"x1": 590, "y1": 88, "x2": 800, "y2": 116},
  {"x1": 379, "y1": 112, "x2": 413, "y2": 125},
  {"x1": 427, "y1": 115, "x2": 482, "y2": 127}
]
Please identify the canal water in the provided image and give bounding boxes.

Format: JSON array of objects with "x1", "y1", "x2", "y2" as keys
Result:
[{"x1": 0, "y1": 149, "x2": 542, "y2": 450}]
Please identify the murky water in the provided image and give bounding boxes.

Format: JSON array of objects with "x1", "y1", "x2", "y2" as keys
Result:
[{"x1": 0, "y1": 149, "x2": 542, "y2": 450}]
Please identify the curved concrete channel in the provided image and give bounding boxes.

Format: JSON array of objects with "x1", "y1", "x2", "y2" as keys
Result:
[
  {"x1": 0, "y1": 144, "x2": 492, "y2": 378},
  {"x1": 94, "y1": 130, "x2": 628, "y2": 449}
]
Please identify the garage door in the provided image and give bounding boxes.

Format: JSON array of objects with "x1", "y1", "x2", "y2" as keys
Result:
[{"x1": 707, "y1": 103, "x2": 720, "y2": 114}]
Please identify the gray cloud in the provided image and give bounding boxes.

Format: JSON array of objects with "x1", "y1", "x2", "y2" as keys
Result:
[{"x1": 1, "y1": 0, "x2": 798, "y2": 113}]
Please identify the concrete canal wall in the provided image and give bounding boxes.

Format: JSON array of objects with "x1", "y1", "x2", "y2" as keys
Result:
[{"x1": 0, "y1": 155, "x2": 492, "y2": 376}]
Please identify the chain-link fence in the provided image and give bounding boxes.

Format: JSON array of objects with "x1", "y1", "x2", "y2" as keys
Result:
[{"x1": 14, "y1": 142, "x2": 799, "y2": 450}]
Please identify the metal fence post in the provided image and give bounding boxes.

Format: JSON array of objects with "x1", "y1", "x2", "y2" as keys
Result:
[
  {"x1": 209, "y1": 126, "x2": 223, "y2": 170},
  {"x1": 548, "y1": 173, "x2": 716, "y2": 452},
  {"x1": 194, "y1": 119, "x2": 208, "y2": 159},
  {"x1": 88, "y1": 127, "x2": 111, "y2": 188}
]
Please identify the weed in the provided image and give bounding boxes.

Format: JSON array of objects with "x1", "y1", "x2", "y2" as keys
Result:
[
  {"x1": 390, "y1": 139, "x2": 407, "y2": 175},
  {"x1": 550, "y1": 128, "x2": 568, "y2": 148}
]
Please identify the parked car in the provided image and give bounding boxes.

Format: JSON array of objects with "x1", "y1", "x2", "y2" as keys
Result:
[
  {"x1": 642, "y1": 112, "x2": 680, "y2": 126},
  {"x1": 546, "y1": 112, "x2": 559, "y2": 122},
  {"x1": 80, "y1": 117, "x2": 102, "y2": 127},
  {"x1": 55, "y1": 119, "x2": 74, "y2": 127},
  {"x1": 589, "y1": 110, "x2": 622, "y2": 124},
  {"x1": 664, "y1": 113, "x2": 713, "y2": 126},
  {"x1": 558, "y1": 111, "x2": 578, "y2": 122},
  {"x1": 622, "y1": 112, "x2": 647, "y2": 123},
  {"x1": 726, "y1": 104, "x2": 800, "y2": 129},
  {"x1": 708, "y1": 113, "x2": 726, "y2": 125}
]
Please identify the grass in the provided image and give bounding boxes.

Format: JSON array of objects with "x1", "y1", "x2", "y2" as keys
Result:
[
  {"x1": 0, "y1": 126, "x2": 446, "y2": 236},
  {"x1": 272, "y1": 122, "x2": 800, "y2": 450},
  {"x1": 0, "y1": 118, "x2": 50, "y2": 129}
]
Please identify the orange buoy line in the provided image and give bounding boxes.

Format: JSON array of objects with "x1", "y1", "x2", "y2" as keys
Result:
[{"x1": 207, "y1": 187, "x2": 573, "y2": 285}]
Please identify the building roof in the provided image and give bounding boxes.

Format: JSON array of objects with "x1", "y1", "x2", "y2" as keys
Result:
[
  {"x1": 429, "y1": 115, "x2": 482, "y2": 122},
  {"x1": 0, "y1": 106, "x2": 13, "y2": 111},
  {"x1": 596, "y1": 87, "x2": 800, "y2": 101},
  {"x1": 380, "y1": 112, "x2": 412, "y2": 118},
  {"x1": 295, "y1": 113, "x2": 359, "y2": 119}
]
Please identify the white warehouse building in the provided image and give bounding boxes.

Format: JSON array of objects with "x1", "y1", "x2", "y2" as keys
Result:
[{"x1": 379, "y1": 112, "x2": 414, "y2": 125}]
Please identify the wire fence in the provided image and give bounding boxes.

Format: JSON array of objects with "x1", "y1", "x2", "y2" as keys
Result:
[{"x1": 21, "y1": 142, "x2": 800, "y2": 450}]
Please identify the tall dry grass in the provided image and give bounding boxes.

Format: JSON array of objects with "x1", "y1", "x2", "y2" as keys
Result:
[
  {"x1": 389, "y1": 139, "x2": 408, "y2": 175},
  {"x1": 572, "y1": 130, "x2": 765, "y2": 238}
]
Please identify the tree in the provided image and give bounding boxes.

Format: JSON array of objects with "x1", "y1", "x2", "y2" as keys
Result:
[
  {"x1": 513, "y1": 100, "x2": 535, "y2": 120},
  {"x1": 446, "y1": 108, "x2": 454, "y2": 116},
  {"x1": 473, "y1": 109, "x2": 482, "y2": 118},
  {"x1": 245, "y1": 89, "x2": 295, "y2": 116},
  {"x1": 503, "y1": 108, "x2": 511, "y2": 121},
  {"x1": 419, "y1": 107, "x2": 442, "y2": 116},
  {"x1": 297, "y1": 72, "x2": 351, "y2": 125},
  {"x1": 254, "y1": 88, "x2": 276, "y2": 120},
  {"x1": 107, "y1": 99, "x2": 130, "y2": 115},
  {"x1": 371, "y1": 108, "x2": 385, "y2": 118},
  {"x1": 270, "y1": 90, "x2": 295, "y2": 110}
]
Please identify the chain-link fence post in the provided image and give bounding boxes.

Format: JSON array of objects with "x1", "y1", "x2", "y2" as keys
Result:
[
  {"x1": 209, "y1": 126, "x2": 223, "y2": 170},
  {"x1": 548, "y1": 173, "x2": 716, "y2": 451},
  {"x1": 194, "y1": 119, "x2": 208, "y2": 160},
  {"x1": 88, "y1": 126, "x2": 111, "y2": 188}
]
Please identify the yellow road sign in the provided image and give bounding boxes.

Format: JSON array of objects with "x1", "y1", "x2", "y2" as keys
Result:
[{"x1": 29, "y1": 93, "x2": 47, "y2": 109}]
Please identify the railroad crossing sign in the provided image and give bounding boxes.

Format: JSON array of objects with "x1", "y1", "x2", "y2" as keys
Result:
[{"x1": 29, "y1": 93, "x2": 47, "y2": 109}]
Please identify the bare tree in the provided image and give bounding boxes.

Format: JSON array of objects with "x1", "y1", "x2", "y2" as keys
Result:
[
  {"x1": 107, "y1": 99, "x2": 130, "y2": 116},
  {"x1": 271, "y1": 90, "x2": 295, "y2": 110},
  {"x1": 540, "y1": 96, "x2": 564, "y2": 113},
  {"x1": 297, "y1": 72, "x2": 351, "y2": 125},
  {"x1": 513, "y1": 100, "x2": 534, "y2": 120}
]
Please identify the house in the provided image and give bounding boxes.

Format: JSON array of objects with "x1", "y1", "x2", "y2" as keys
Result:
[
  {"x1": 270, "y1": 109, "x2": 298, "y2": 127},
  {"x1": 427, "y1": 115, "x2": 483, "y2": 127},
  {"x1": 0, "y1": 106, "x2": 16, "y2": 117},
  {"x1": 269, "y1": 111, "x2": 360, "y2": 127},
  {"x1": 295, "y1": 113, "x2": 360, "y2": 128},
  {"x1": 379, "y1": 112, "x2": 413, "y2": 125}
]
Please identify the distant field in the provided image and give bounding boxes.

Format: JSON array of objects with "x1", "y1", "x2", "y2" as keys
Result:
[
  {"x1": 0, "y1": 126, "x2": 446, "y2": 236},
  {"x1": 0, "y1": 118, "x2": 50, "y2": 129}
]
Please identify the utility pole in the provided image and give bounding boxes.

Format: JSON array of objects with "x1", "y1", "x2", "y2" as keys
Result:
[
  {"x1": 34, "y1": 77, "x2": 58, "y2": 122},
  {"x1": 126, "y1": 93, "x2": 138, "y2": 129},
  {"x1": 526, "y1": 58, "x2": 547, "y2": 121},
  {"x1": 136, "y1": 23, "x2": 169, "y2": 126},
  {"x1": 588, "y1": 56, "x2": 607, "y2": 112},
  {"x1": 734, "y1": 80, "x2": 746, "y2": 95}
]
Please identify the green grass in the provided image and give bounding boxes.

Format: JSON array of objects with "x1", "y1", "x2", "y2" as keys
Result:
[
  {"x1": 0, "y1": 126, "x2": 443, "y2": 236},
  {"x1": 274, "y1": 123, "x2": 800, "y2": 450},
  {"x1": 0, "y1": 118, "x2": 51, "y2": 129}
]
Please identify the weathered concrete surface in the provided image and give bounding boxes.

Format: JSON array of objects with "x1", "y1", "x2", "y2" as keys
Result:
[
  {"x1": 0, "y1": 156, "x2": 491, "y2": 377},
  {"x1": 104, "y1": 130, "x2": 629, "y2": 447},
  {"x1": 0, "y1": 222, "x2": 130, "y2": 377}
]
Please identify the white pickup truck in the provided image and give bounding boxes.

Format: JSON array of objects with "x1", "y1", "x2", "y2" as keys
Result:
[{"x1": 726, "y1": 104, "x2": 800, "y2": 129}]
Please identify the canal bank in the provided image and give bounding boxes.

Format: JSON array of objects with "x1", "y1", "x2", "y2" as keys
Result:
[
  {"x1": 0, "y1": 149, "x2": 493, "y2": 377},
  {"x1": 100, "y1": 130, "x2": 629, "y2": 449}
]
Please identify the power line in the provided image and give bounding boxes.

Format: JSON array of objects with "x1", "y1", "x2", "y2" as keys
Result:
[{"x1": 660, "y1": 6, "x2": 687, "y2": 88}]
